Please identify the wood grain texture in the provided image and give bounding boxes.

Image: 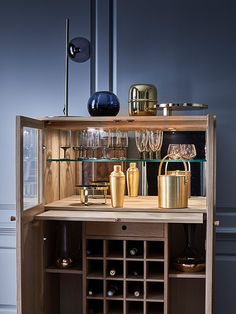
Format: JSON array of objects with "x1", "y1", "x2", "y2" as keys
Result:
[
  {"x1": 44, "y1": 195, "x2": 207, "y2": 213},
  {"x1": 59, "y1": 130, "x2": 76, "y2": 199},
  {"x1": 44, "y1": 129, "x2": 60, "y2": 204},
  {"x1": 35, "y1": 210, "x2": 204, "y2": 224},
  {"x1": 85, "y1": 222, "x2": 164, "y2": 237},
  {"x1": 169, "y1": 278, "x2": 205, "y2": 314},
  {"x1": 16, "y1": 116, "x2": 44, "y2": 314},
  {"x1": 205, "y1": 114, "x2": 216, "y2": 313},
  {"x1": 41, "y1": 115, "x2": 208, "y2": 131}
]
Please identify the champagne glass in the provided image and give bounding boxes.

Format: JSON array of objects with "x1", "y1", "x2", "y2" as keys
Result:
[
  {"x1": 149, "y1": 130, "x2": 163, "y2": 159},
  {"x1": 117, "y1": 131, "x2": 128, "y2": 159},
  {"x1": 109, "y1": 130, "x2": 118, "y2": 159},
  {"x1": 167, "y1": 144, "x2": 181, "y2": 160},
  {"x1": 135, "y1": 130, "x2": 149, "y2": 159},
  {"x1": 60, "y1": 130, "x2": 71, "y2": 159}
]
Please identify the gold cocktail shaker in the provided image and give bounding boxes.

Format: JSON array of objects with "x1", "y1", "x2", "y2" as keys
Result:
[
  {"x1": 110, "y1": 165, "x2": 125, "y2": 208},
  {"x1": 127, "y1": 163, "x2": 139, "y2": 197}
]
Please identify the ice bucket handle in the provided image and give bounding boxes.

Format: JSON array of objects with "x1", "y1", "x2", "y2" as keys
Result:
[{"x1": 158, "y1": 155, "x2": 188, "y2": 182}]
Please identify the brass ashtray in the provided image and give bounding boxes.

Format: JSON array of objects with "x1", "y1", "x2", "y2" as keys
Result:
[{"x1": 173, "y1": 257, "x2": 205, "y2": 273}]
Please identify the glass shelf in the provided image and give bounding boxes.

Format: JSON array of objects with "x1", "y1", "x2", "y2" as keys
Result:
[{"x1": 47, "y1": 158, "x2": 207, "y2": 163}]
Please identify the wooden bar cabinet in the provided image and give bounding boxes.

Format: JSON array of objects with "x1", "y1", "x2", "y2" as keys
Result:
[{"x1": 16, "y1": 115, "x2": 216, "y2": 314}]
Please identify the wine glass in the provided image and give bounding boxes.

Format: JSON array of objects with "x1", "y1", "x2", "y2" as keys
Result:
[
  {"x1": 180, "y1": 144, "x2": 197, "y2": 160},
  {"x1": 109, "y1": 130, "x2": 119, "y2": 159},
  {"x1": 87, "y1": 128, "x2": 100, "y2": 159},
  {"x1": 117, "y1": 131, "x2": 128, "y2": 159},
  {"x1": 60, "y1": 130, "x2": 71, "y2": 159},
  {"x1": 167, "y1": 144, "x2": 181, "y2": 160},
  {"x1": 99, "y1": 129, "x2": 110, "y2": 159},
  {"x1": 149, "y1": 130, "x2": 163, "y2": 159},
  {"x1": 135, "y1": 130, "x2": 149, "y2": 159},
  {"x1": 73, "y1": 130, "x2": 87, "y2": 159}
]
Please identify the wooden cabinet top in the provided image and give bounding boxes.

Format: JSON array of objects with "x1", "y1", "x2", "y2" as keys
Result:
[{"x1": 35, "y1": 115, "x2": 212, "y2": 131}]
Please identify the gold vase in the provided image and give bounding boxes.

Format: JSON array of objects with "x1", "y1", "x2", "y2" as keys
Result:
[
  {"x1": 127, "y1": 163, "x2": 139, "y2": 197},
  {"x1": 110, "y1": 165, "x2": 125, "y2": 208},
  {"x1": 128, "y1": 84, "x2": 157, "y2": 116}
]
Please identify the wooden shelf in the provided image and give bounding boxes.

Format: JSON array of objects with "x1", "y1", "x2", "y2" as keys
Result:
[
  {"x1": 36, "y1": 196, "x2": 206, "y2": 224},
  {"x1": 43, "y1": 195, "x2": 207, "y2": 213},
  {"x1": 41, "y1": 115, "x2": 208, "y2": 131},
  {"x1": 146, "y1": 291, "x2": 164, "y2": 302},
  {"x1": 86, "y1": 256, "x2": 104, "y2": 260},
  {"x1": 45, "y1": 267, "x2": 82, "y2": 274},
  {"x1": 169, "y1": 269, "x2": 206, "y2": 279},
  {"x1": 126, "y1": 276, "x2": 144, "y2": 281}
]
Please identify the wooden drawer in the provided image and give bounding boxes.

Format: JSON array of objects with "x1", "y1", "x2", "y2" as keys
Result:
[{"x1": 85, "y1": 222, "x2": 165, "y2": 238}]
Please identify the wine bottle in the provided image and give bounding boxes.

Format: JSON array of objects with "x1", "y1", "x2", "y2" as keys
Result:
[
  {"x1": 131, "y1": 269, "x2": 139, "y2": 277},
  {"x1": 129, "y1": 247, "x2": 138, "y2": 256},
  {"x1": 86, "y1": 249, "x2": 92, "y2": 256},
  {"x1": 107, "y1": 285, "x2": 119, "y2": 297},
  {"x1": 88, "y1": 289, "x2": 93, "y2": 296},
  {"x1": 133, "y1": 289, "x2": 141, "y2": 297},
  {"x1": 109, "y1": 268, "x2": 116, "y2": 276}
]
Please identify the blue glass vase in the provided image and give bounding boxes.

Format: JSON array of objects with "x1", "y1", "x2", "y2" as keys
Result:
[{"x1": 87, "y1": 91, "x2": 120, "y2": 116}]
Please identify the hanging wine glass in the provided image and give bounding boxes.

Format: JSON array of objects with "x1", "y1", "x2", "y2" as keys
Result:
[
  {"x1": 135, "y1": 130, "x2": 149, "y2": 159},
  {"x1": 60, "y1": 130, "x2": 72, "y2": 159},
  {"x1": 149, "y1": 130, "x2": 163, "y2": 159}
]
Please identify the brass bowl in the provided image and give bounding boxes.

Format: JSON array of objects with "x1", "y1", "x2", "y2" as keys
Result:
[
  {"x1": 173, "y1": 257, "x2": 205, "y2": 273},
  {"x1": 56, "y1": 257, "x2": 73, "y2": 269}
]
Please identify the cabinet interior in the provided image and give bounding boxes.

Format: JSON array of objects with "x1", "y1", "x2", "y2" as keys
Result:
[{"x1": 18, "y1": 115, "x2": 214, "y2": 314}]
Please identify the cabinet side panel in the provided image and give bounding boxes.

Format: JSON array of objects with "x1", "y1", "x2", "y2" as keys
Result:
[
  {"x1": 44, "y1": 129, "x2": 60, "y2": 204},
  {"x1": 59, "y1": 131, "x2": 76, "y2": 199},
  {"x1": 206, "y1": 115, "x2": 216, "y2": 314},
  {"x1": 21, "y1": 220, "x2": 44, "y2": 314}
]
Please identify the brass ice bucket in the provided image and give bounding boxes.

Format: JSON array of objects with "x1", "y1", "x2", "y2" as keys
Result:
[
  {"x1": 166, "y1": 161, "x2": 191, "y2": 198},
  {"x1": 158, "y1": 155, "x2": 188, "y2": 208}
]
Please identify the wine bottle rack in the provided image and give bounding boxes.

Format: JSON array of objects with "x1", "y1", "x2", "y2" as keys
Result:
[{"x1": 84, "y1": 231, "x2": 167, "y2": 314}]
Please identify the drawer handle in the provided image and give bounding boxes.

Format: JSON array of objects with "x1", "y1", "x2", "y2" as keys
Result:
[
  {"x1": 10, "y1": 216, "x2": 16, "y2": 221},
  {"x1": 214, "y1": 220, "x2": 220, "y2": 227},
  {"x1": 122, "y1": 225, "x2": 127, "y2": 231}
]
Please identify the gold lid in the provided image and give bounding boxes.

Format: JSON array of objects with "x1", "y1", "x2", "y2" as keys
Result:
[
  {"x1": 130, "y1": 162, "x2": 137, "y2": 168},
  {"x1": 129, "y1": 84, "x2": 157, "y2": 102},
  {"x1": 114, "y1": 165, "x2": 121, "y2": 172}
]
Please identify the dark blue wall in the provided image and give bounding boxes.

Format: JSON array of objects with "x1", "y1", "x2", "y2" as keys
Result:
[
  {"x1": 0, "y1": 0, "x2": 90, "y2": 203},
  {"x1": 116, "y1": 0, "x2": 236, "y2": 208}
]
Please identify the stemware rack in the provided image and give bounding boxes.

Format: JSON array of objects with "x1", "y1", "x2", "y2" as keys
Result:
[{"x1": 85, "y1": 234, "x2": 166, "y2": 314}]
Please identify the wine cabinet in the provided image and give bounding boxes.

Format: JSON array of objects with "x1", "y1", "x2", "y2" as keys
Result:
[
  {"x1": 16, "y1": 115, "x2": 216, "y2": 314},
  {"x1": 84, "y1": 222, "x2": 167, "y2": 314}
]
